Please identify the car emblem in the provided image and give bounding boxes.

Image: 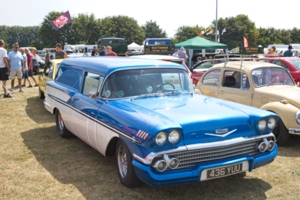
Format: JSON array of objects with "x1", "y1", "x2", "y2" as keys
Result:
[{"x1": 205, "y1": 129, "x2": 237, "y2": 137}]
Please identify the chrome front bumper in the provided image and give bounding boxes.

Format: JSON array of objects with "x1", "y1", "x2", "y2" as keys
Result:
[{"x1": 289, "y1": 128, "x2": 300, "y2": 135}]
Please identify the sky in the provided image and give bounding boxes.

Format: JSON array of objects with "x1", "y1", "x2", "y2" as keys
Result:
[{"x1": 0, "y1": 0, "x2": 298, "y2": 42}]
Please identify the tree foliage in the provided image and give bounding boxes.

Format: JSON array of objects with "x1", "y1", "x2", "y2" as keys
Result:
[
  {"x1": 98, "y1": 15, "x2": 145, "y2": 45},
  {"x1": 71, "y1": 13, "x2": 100, "y2": 44},
  {"x1": 142, "y1": 20, "x2": 167, "y2": 38},
  {"x1": 174, "y1": 25, "x2": 203, "y2": 43}
]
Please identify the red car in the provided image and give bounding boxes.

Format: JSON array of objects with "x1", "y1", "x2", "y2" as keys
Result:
[
  {"x1": 263, "y1": 56, "x2": 300, "y2": 85},
  {"x1": 191, "y1": 59, "x2": 225, "y2": 85}
]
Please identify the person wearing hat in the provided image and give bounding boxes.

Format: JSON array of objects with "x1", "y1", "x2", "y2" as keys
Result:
[{"x1": 283, "y1": 45, "x2": 293, "y2": 57}]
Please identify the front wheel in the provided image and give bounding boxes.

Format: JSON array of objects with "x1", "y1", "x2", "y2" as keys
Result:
[
  {"x1": 55, "y1": 109, "x2": 73, "y2": 138},
  {"x1": 116, "y1": 139, "x2": 141, "y2": 187},
  {"x1": 273, "y1": 118, "x2": 290, "y2": 145}
]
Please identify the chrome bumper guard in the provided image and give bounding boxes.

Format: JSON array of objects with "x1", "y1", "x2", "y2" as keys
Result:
[{"x1": 289, "y1": 128, "x2": 300, "y2": 135}]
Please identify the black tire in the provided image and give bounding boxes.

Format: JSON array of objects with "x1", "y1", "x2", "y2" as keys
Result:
[
  {"x1": 55, "y1": 110, "x2": 73, "y2": 138},
  {"x1": 39, "y1": 87, "x2": 45, "y2": 99},
  {"x1": 116, "y1": 139, "x2": 141, "y2": 187},
  {"x1": 273, "y1": 118, "x2": 290, "y2": 145}
]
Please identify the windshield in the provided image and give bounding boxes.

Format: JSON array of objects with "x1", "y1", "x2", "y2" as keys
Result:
[
  {"x1": 101, "y1": 68, "x2": 194, "y2": 98},
  {"x1": 289, "y1": 60, "x2": 300, "y2": 70},
  {"x1": 251, "y1": 67, "x2": 294, "y2": 87}
]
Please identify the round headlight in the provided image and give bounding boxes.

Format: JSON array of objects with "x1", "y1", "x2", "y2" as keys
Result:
[
  {"x1": 296, "y1": 111, "x2": 300, "y2": 125},
  {"x1": 268, "y1": 118, "x2": 276, "y2": 130},
  {"x1": 168, "y1": 130, "x2": 180, "y2": 144},
  {"x1": 258, "y1": 119, "x2": 267, "y2": 131},
  {"x1": 156, "y1": 132, "x2": 167, "y2": 146}
]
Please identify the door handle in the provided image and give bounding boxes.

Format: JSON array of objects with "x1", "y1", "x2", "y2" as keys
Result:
[
  {"x1": 72, "y1": 97, "x2": 79, "y2": 100},
  {"x1": 219, "y1": 90, "x2": 224, "y2": 94}
]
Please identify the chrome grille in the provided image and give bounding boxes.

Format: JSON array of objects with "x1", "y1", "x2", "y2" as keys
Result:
[{"x1": 168, "y1": 140, "x2": 260, "y2": 169}]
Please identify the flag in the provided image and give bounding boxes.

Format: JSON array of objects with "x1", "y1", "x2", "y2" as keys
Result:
[
  {"x1": 206, "y1": 29, "x2": 213, "y2": 35},
  {"x1": 50, "y1": 11, "x2": 72, "y2": 31},
  {"x1": 199, "y1": 29, "x2": 206, "y2": 36},
  {"x1": 221, "y1": 28, "x2": 226, "y2": 35},
  {"x1": 243, "y1": 36, "x2": 249, "y2": 47}
]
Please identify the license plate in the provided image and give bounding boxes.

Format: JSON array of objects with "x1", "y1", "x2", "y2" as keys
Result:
[{"x1": 206, "y1": 163, "x2": 243, "y2": 179}]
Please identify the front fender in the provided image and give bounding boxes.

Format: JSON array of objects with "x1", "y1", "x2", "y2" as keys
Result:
[{"x1": 260, "y1": 101, "x2": 299, "y2": 129}]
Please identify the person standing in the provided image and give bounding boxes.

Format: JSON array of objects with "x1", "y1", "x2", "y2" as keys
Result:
[
  {"x1": 45, "y1": 49, "x2": 50, "y2": 69},
  {"x1": 99, "y1": 46, "x2": 107, "y2": 56},
  {"x1": 20, "y1": 48, "x2": 32, "y2": 87},
  {"x1": 178, "y1": 47, "x2": 187, "y2": 62},
  {"x1": 105, "y1": 46, "x2": 117, "y2": 56},
  {"x1": 283, "y1": 45, "x2": 293, "y2": 57},
  {"x1": 25, "y1": 48, "x2": 38, "y2": 86},
  {"x1": 55, "y1": 43, "x2": 68, "y2": 59},
  {"x1": 91, "y1": 46, "x2": 99, "y2": 56},
  {"x1": 172, "y1": 49, "x2": 179, "y2": 57},
  {"x1": 7, "y1": 43, "x2": 24, "y2": 92},
  {"x1": 0, "y1": 39, "x2": 11, "y2": 98},
  {"x1": 271, "y1": 46, "x2": 276, "y2": 55}
]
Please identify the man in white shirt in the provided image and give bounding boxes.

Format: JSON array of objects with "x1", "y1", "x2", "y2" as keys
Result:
[{"x1": 0, "y1": 39, "x2": 11, "y2": 98}]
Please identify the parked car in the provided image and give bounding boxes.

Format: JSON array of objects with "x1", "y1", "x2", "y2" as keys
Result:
[
  {"x1": 191, "y1": 59, "x2": 225, "y2": 85},
  {"x1": 35, "y1": 54, "x2": 45, "y2": 68},
  {"x1": 44, "y1": 57, "x2": 278, "y2": 187},
  {"x1": 262, "y1": 56, "x2": 300, "y2": 85},
  {"x1": 196, "y1": 60, "x2": 300, "y2": 145},
  {"x1": 38, "y1": 59, "x2": 62, "y2": 99}
]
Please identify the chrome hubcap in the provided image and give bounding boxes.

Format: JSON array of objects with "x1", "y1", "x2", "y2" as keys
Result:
[{"x1": 117, "y1": 144, "x2": 127, "y2": 178}]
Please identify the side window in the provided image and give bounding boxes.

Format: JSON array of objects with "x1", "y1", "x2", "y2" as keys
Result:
[
  {"x1": 280, "y1": 62, "x2": 289, "y2": 71},
  {"x1": 82, "y1": 72, "x2": 104, "y2": 97},
  {"x1": 202, "y1": 69, "x2": 221, "y2": 86},
  {"x1": 56, "y1": 67, "x2": 83, "y2": 91}
]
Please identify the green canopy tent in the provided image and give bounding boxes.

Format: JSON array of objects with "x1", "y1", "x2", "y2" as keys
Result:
[{"x1": 174, "y1": 36, "x2": 228, "y2": 67}]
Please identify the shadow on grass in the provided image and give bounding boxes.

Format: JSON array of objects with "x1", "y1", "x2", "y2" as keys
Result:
[
  {"x1": 25, "y1": 96, "x2": 54, "y2": 124},
  {"x1": 277, "y1": 135, "x2": 300, "y2": 157},
  {"x1": 21, "y1": 126, "x2": 275, "y2": 200}
]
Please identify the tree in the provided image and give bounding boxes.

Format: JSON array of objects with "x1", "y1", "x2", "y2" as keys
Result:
[
  {"x1": 71, "y1": 13, "x2": 100, "y2": 44},
  {"x1": 98, "y1": 15, "x2": 145, "y2": 45},
  {"x1": 38, "y1": 11, "x2": 76, "y2": 47},
  {"x1": 174, "y1": 25, "x2": 203, "y2": 43},
  {"x1": 142, "y1": 20, "x2": 167, "y2": 38},
  {"x1": 213, "y1": 14, "x2": 258, "y2": 49}
]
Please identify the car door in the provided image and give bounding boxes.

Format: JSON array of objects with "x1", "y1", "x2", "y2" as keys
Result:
[
  {"x1": 70, "y1": 72, "x2": 104, "y2": 149},
  {"x1": 197, "y1": 69, "x2": 221, "y2": 97},
  {"x1": 217, "y1": 70, "x2": 253, "y2": 106}
]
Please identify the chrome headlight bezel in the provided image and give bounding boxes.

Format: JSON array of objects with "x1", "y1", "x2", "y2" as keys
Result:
[
  {"x1": 155, "y1": 132, "x2": 167, "y2": 146},
  {"x1": 296, "y1": 111, "x2": 300, "y2": 125},
  {"x1": 168, "y1": 130, "x2": 180, "y2": 144},
  {"x1": 267, "y1": 118, "x2": 276, "y2": 130},
  {"x1": 258, "y1": 119, "x2": 267, "y2": 131}
]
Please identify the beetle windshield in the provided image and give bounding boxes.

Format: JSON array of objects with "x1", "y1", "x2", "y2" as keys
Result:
[
  {"x1": 251, "y1": 67, "x2": 294, "y2": 87},
  {"x1": 101, "y1": 68, "x2": 194, "y2": 98}
]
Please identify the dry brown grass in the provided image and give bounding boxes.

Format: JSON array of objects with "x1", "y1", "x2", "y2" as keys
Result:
[{"x1": 0, "y1": 76, "x2": 300, "y2": 200}]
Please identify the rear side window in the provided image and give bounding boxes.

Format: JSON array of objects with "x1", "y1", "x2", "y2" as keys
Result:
[
  {"x1": 202, "y1": 69, "x2": 221, "y2": 86},
  {"x1": 56, "y1": 66, "x2": 83, "y2": 91}
]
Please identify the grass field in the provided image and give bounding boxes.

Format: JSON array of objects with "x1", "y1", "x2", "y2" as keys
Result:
[{"x1": 0, "y1": 77, "x2": 300, "y2": 200}]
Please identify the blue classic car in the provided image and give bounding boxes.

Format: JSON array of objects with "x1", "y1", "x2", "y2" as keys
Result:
[{"x1": 44, "y1": 57, "x2": 278, "y2": 187}]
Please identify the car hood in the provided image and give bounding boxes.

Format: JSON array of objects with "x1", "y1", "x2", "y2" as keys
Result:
[
  {"x1": 113, "y1": 94, "x2": 273, "y2": 145},
  {"x1": 256, "y1": 85, "x2": 300, "y2": 108}
]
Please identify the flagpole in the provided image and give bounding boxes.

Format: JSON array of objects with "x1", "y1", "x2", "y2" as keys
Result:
[{"x1": 215, "y1": 0, "x2": 218, "y2": 42}]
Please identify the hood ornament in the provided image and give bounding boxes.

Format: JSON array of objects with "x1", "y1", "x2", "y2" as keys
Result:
[{"x1": 205, "y1": 129, "x2": 237, "y2": 137}]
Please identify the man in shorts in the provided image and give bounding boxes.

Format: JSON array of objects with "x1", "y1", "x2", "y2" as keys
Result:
[
  {"x1": 0, "y1": 39, "x2": 11, "y2": 98},
  {"x1": 25, "y1": 48, "x2": 38, "y2": 86},
  {"x1": 7, "y1": 43, "x2": 24, "y2": 92},
  {"x1": 20, "y1": 48, "x2": 33, "y2": 87}
]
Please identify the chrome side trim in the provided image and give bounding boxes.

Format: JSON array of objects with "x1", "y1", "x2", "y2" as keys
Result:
[{"x1": 133, "y1": 133, "x2": 275, "y2": 165}]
